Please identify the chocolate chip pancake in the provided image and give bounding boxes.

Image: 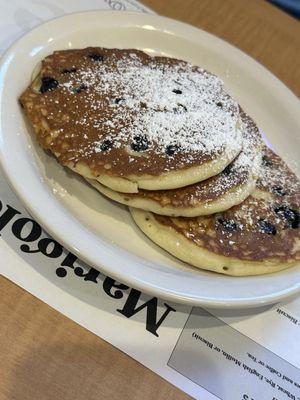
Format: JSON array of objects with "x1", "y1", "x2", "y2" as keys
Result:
[
  {"x1": 86, "y1": 111, "x2": 262, "y2": 216},
  {"x1": 20, "y1": 47, "x2": 242, "y2": 193},
  {"x1": 131, "y1": 148, "x2": 300, "y2": 275}
]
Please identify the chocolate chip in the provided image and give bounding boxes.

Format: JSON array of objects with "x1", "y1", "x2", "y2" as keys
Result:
[
  {"x1": 275, "y1": 206, "x2": 299, "y2": 229},
  {"x1": 73, "y1": 84, "x2": 87, "y2": 94},
  {"x1": 100, "y1": 140, "x2": 112, "y2": 152},
  {"x1": 40, "y1": 77, "x2": 59, "y2": 93},
  {"x1": 114, "y1": 98, "x2": 125, "y2": 105},
  {"x1": 223, "y1": 165, "x2": 232, "y2": 175},
  {"x1": 173, "y1": 104, "x2": 187, "y2": 114},
  {"x1": 62, "y1": 68, "x2": 77, "y2": 74},
  {"x1": 262, "y1": 155, "x2": 273, "y2": 167},
  {"x1": 131, "y1": 135, "x2": 149, "y2": 152},
  {"x1": 272, "y1": 186, "x2": 286, "y2": 196},
  {"x1": 165, "y1": 144, "x2": 180, "y2": 156},
  {"x1": 217, "y1": 218, "x2": 237, "y2": 232},
  {"x1": 172, "y1": 89, "x2": 182, "y2": 94},
  {"x1": 258, "y1": 219, "x2": 277, "y2": 235},
  {"x1": 216, "y1": 101, "x2": 223, "y2": 108},
  {"x1": 88, "y1": 53, "x2": 104, "y2": 62}
]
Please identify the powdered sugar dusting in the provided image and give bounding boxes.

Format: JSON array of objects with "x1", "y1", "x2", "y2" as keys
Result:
[
  {"x1": 229, "y1": 114, "x2": 262, "y2": 177},
  {"x1": 193, "y1": 112, "x2": 262, "y2": 203},
  {"x1": 58, "y1": 50, "x2": 242, "y2": 158},
  {"x1": 229, "y1": 148, "x2": 300, "y2": 231}
]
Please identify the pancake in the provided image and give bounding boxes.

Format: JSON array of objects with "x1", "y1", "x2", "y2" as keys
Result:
[
  {"x1": 20, "y1": 47, "x2": 242, "y2": 193},
  {"x1": 130, "y1": 148, "x2": 300, "y2": 276},
  {"x1": 86, "y1": 111, "x2": 262, "y2": 217}
]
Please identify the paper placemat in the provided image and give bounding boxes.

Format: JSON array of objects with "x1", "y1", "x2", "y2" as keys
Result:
[{"x1": 1, "y1": 2, "x2": 300, "y2": 399}]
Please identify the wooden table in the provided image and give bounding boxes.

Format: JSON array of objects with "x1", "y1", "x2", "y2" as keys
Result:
[{"x1": 1, "y1": 1, "x2": 299, "y2": 399}]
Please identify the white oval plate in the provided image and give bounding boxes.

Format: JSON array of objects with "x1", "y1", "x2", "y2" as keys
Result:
[{"x1": 0, "y1": 11, "x2": 299, "y2": 308}]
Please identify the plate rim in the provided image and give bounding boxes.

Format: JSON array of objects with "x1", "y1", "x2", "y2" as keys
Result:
[{"x1": 0, "y1": 10, "x2": 300, "y2": 308}]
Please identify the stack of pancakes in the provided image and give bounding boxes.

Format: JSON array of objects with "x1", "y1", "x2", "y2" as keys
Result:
[{"x1": 20, "y1": 47, "x2": 300, "y2": 276}]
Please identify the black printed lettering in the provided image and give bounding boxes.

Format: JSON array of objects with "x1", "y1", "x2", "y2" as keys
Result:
[
  {"x1": 117, "y1": 289, "x2": 176, "y2": 337},
  {"x1": 74, "y1": 266, "x2": 101, "y2": 283},
  {"x1": 103, "y1": 277, "x2": 129, "y2": 299},
  {"x1": 0, "y1": 202, "x2": 21, "y2": 234},
  {"x1": 0, "y1": 200, "x2": 178, "y2": 335},
  {"x1": 38, "y1": 238, "x2": 63, "y2": 257},
  {"x1": 12, "y1": 218, "x2": 42, "y2": 242},
  {"x1": 21, "y1": 238, "x2": 63, "y2": 258},
  {"x1": 56, "y1": 252, "x2": 78, "y2": 277}
]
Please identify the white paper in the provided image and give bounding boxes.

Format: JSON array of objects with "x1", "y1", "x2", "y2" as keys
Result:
[{"x1": 0, "y1": 2, "x2": 300, "y2": 399}]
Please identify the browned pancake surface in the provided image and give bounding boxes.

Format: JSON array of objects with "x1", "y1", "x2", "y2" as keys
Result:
[
  {"x1": 154, "y1": 149, "x2": 300, "y2": 262},
  {"x1": 116, "y1": 111, "x2": 261, "y2": 208},
  {"x1": 20, "y1": 47, "x2": 241, "y2": 178}
]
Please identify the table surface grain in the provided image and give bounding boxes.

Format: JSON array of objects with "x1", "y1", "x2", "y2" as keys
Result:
[{"x1": 0, "y1": 1, "x2": 299, "y2": 399}]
